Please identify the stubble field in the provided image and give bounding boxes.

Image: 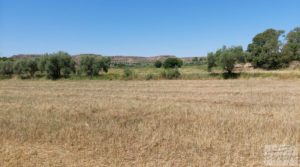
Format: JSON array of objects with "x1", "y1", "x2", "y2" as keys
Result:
[{"x1": 0, "y1": 79, "x2": 299, "y2": 166}]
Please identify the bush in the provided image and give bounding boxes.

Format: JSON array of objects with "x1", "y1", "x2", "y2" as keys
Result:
[
  {"x1": 123, "y1": 68, "x2": 135, "y2": 79},
  {"x1": 36, "y1": 55, "x2": 49, "y2": 73},
  {"x1": 45, "y1": 52, "x2": 75, "y2": 80},
  {"x1": 161, "y1": 68, "x2": 181, "y2": 79},
  {"x1": 154, "y1": 60, "x2": 162, "y2": 68},
  {"x1": 0, "y1": 61, "x2": 14, "y2": 76},
  {"x1": 34, "y1": 71, "x2": 45, "y2": 78},
  {"x1": 145, "y1": 73, "x2": 154, "y2": 80},
  {"x1": 163, "y1": 58, "x2": 183, "y2": 68}
]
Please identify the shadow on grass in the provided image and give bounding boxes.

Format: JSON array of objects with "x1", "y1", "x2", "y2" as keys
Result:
[
  {"x1": 209, "y1": 72, "x2": 241, "y2": 79},
  {"x1": 222, "y1": 73, "x2": 241, "y2": 79}
]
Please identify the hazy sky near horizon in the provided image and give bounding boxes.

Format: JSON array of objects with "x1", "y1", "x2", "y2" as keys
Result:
[{"x1": 0, "y1": 0, "x2": 299, "y2": 57}]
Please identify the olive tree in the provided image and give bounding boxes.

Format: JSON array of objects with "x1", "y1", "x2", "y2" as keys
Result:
[
  {"x1": 79, "y1": 55, "x2": 111, "y2": 78},
  {"x1": 207, "y1": 46, "x2": 245, "y2": 73},
  {"x1": 0, "y1": 61, "x2": 14, "y2": 76},
  {"x1": 45, "y1": 52, "x2": 75, "y2": 80},
  {"x1": 13, "y1": 58, "x2": 38, "y2": 77}
]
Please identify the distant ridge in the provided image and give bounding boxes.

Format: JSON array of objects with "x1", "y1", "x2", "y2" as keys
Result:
[{"x1": 11, "y1": 54, "x2": 203, "y2": 64}]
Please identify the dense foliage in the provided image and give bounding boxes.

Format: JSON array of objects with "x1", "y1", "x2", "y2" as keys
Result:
[
  {"x1": 0, "y1": 61, "x2": 14, "y2": 76},
  {"x1": 45, "y1": 52, "x2": 76, "y2": 79},
  {"x1": 79, "y1": 55, "x2": 111, "y2": 78},
  {"x1": 207, "y1": 27, "x2": 300, "y2": 71},
  {"x1": 14, "y1": 58, "x2": 38, "y2": 78},
  {"x1": 163, "y1": 58, "x2": 183, "y2": 68},
  {"x1": 154, "y1": 60, "x2": 162, "y2": 68},
  {"x1": 161, "y1": 68, "x2": 181, "y2": 79},
  {"x1": 0, "y1": 51, "x2": 111, "y2": 80},
  {"x1": 207, "y1": 46, "x2": 245, "y2": 73}
]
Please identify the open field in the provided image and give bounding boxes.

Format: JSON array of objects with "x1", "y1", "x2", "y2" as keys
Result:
[{"x1": 0, "y1": 79, "x2": 300, "y2": 166}]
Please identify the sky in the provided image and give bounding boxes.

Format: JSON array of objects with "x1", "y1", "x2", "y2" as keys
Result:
[{"x1": 0, "y1": 0, "x2": 299, "y2": 57}]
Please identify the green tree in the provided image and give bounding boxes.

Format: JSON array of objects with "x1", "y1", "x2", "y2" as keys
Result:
[
  {"x1": 45, "y1": 52, "x2": 75, "y2": 80},
  {"x1": 36, "y1": 55, "x2": 49, "y2": 73},
  {"x1": 163, "y1": 58, "x2": 183, "y2": 68},
  {"x1": 283, "y1": 27, "x2": 300, "y2": 61},
  {"x1": 79, "y1": 55, "x2": 111, "y2": 78},
  {"x1": 207, "y1": 52, "x2": 216, "y2": 72},
  {"x1": 247, "y1": 29, "x2": 285, "y2": 69},
  {"x1": 207, "y1": 46, "x2": 245, "y2": 73},
  {"x1": 154, "y1": 60, "x2": 162, "y2": 68},
  {"x1": 219, "y1": 51, "x2": 236, "y2": 74},
  {"x1": 14, "y1": 58, "x2": 38, "y2": 77},
  {"x1": 0, "y1": 61, "x2": 14, "y2": 76}
]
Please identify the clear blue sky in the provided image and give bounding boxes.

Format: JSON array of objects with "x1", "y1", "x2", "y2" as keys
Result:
[{"x1": 0, "y1": 0, "x2": 299, "y2": 57}]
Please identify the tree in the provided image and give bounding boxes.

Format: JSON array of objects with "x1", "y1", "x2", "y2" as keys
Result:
[
  {"x1": 283, "y1": 27, "x2": 300, "y2": 61},
  {"x1": 207, "y1": 52, "x2": 216, "y2": 72},
  {"x1": 219, "y1": 51, "x2": 236, "y2": 74},
  {"x1": 45, "y1": 51, "x2": 75, "y2": 80},
  {"x1": 207, "y1": 46, "x2": 245, "y2": 73},
  {"x1": 163, "y1": 58, "x2": 183, "y2": 68},
  {"x1": 154, "y1": 60, "x2": 162, "y2": 68},
  {"x1": 79, "y1": 55, "x2": 111, "y2": 78},
  {"x1": 14, "y1": 58, "x2": 38, "y2": 77},
  {"x1": 0, "y1": 61, "x2": 14, "y2": 76},
  {"x1": 247, "y1": 29, "x2": 285, "y2": 69},
  {"x1": 36, "y1": 55, "x2": 49, "y2": 73}
]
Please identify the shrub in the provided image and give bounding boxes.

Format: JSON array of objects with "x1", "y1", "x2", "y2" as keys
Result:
[
  {"x1": 36, "y1": 55, "x2": 49, "y2": 73},
  {"x1": 145, "y1": 73, "x2": 154, "y2": 80},
  {"x1": 163, "y1": 58, "x2": 183, "y2": 68},
  {"x1": 161, "y1": 68, "x2": 181, "y2": 79},
  {"x1": 154, "y1": 60, "x2": 162, "y2": 68},
  {"x1": 123, "y1": 68, "x2": 135, "y2": 79},
  {"x1": 0, "y1": 61, "x2": 14, "y2": 76}
]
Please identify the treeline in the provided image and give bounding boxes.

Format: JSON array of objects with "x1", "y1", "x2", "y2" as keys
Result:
[
  {"x1": 207, "y1": 27, "x2": 300, "y2": 73},
  {"x1": 0, "y1": 51, "x2": 111, "y2": 79}
]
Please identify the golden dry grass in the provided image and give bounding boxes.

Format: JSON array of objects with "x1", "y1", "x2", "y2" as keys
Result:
[{"x1": 0, "y1": 79, "x2": 299, "y2": 166}]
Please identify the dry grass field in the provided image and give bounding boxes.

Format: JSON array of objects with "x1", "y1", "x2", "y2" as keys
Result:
[{"x1": 0, "y1": 79, "x2": 300, "y2": 166}]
